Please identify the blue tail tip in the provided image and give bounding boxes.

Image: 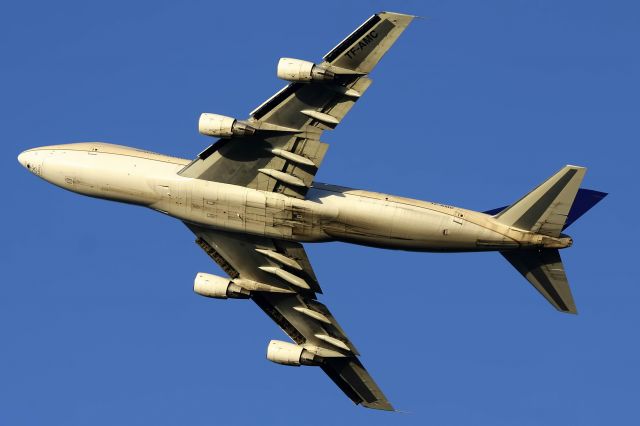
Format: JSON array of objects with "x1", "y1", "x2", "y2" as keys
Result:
[{"x1": 563, "y1": 188, "x2": 607, "y2": 230}]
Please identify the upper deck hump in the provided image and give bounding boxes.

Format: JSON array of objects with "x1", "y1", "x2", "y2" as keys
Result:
[{"x1": 31, "y1": 142, "x2": 190, "y2": 166}]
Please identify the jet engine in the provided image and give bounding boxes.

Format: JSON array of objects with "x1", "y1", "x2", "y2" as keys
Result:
[
  {"x1": 198, "y1": 113, "x2": 255, "y2": 138},
  {"x1": 193, "y1": 272, "x2": 250, "y2": 299},
  {"x1": 277, "y1": 58, "x2": 335, "y2": 82},
  {"x1": 266, "y1": 340, "x2": 317, "y2": 366}
]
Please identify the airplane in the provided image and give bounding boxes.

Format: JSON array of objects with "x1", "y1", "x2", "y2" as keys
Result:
[{"x1": 17, "y1": 11, "x2": 606, "y2": 411}]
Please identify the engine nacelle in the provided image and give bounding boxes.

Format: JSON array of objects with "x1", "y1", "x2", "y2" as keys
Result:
[
  {"x1": 266, "y1": 340, "x2": 317, "y2": 366},
  {"x1": 277, "y1": 58, "x2": 335, "y2": 82},
  {"x1": 193, "y1": 273, "x2": 250, "y2": 299},
  {"x1": 198, "y1": 113, "x2": 255, "y2": 138}
]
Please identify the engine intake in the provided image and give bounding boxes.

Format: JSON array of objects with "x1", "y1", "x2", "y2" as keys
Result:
[
  {"x1": 198, "y1": 113, "x2": 255, "y2": 138},
  {"x1": 266, "y1": 340, "x2": 317, "y2": 366},
  {"x1": 277, "y1": 58, "x2": 335, "y2": 82},
  {"x1": 194, "y1": 273, "x2": 250, "y2": 299}
]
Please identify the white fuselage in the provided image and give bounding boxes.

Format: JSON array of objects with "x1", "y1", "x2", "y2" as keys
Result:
[{"x1": 17, "y1": 143, "x2": 559, "y2": 252}]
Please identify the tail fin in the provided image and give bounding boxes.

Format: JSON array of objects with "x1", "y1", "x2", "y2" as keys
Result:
[
  {"x1": 502, "y1": 249, "x2": 577, "y2": 314},
  {"x1": 495, "y1": 165, "x2": 586, "y2": 237}
]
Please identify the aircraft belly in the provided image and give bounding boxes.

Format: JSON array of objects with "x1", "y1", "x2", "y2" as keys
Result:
[
  {"x1": 312, "y1": 188, "x2": 513, "y2": 252},
  {"x1": 180, "y1": 181, "x2": 334, "y2": 242},
  {"x1": 165, "y1": 180, "x2": 516, "y2": 251}
]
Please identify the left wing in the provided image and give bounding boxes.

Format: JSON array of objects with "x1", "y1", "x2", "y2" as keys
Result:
[
  {"x1": 179, "y1": 11, "x2": 415, "y2": 199},
  {"x1": 187, "y1": 223, "x2": 394, "y2": 411}
]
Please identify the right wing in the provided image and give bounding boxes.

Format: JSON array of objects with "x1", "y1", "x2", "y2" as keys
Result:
[
  {"x1": 187, "y1": 223, "x2": 395, "y2": 411},
  {"x1": 179, "y1": 11, "x2": 415, "y2": 199}
]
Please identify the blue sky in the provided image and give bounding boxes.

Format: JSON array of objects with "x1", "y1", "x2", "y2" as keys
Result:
[{"x1": 2, "y1": 1, "x2": 639, "y2": 425}]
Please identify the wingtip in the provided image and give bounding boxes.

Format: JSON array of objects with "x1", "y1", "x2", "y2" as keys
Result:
[
  {"x1": 556, "y1": 300, "x2": 578, "y2": 315},
  {"x1": 378, "y1": 11, "x2": 420, "y2": 19},
  {"x1": 565, "y1": 164, "x2": 587, "y2": 171},
  {"x1": 361, "y1": 400, "x2": 395, "y2": 411}
]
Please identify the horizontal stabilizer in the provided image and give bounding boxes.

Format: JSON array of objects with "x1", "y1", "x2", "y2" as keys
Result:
[
  {"x1": 501, "y1": 249, "x2": 577, "y2": 314},
  {"x1": 494, "y1": 165, "x2": 586, "y2": 237},
  {"x1": 485, "y1": 188, "x2": 607, "y2": 231}
]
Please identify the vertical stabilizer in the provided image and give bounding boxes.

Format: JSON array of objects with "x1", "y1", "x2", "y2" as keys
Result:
[
  {"x1": 501, "y1": 249, "x2": 577, "y2": 314},
  {"x1": 495, "y1": 165, "x2": 586, "y2": 237}
]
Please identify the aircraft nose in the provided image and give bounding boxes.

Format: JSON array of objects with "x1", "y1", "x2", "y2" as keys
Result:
[
  {"x1": 18, "y1": 150, "x2": 32, "y2": 169},
  {"x1": 18, "y1": 148, "x2": 46, "y2": 175}
]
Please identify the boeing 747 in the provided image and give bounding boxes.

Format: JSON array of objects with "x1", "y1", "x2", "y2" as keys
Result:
[{"x1": 18, "y1": 12, "x2": 605, "y2": 410}]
